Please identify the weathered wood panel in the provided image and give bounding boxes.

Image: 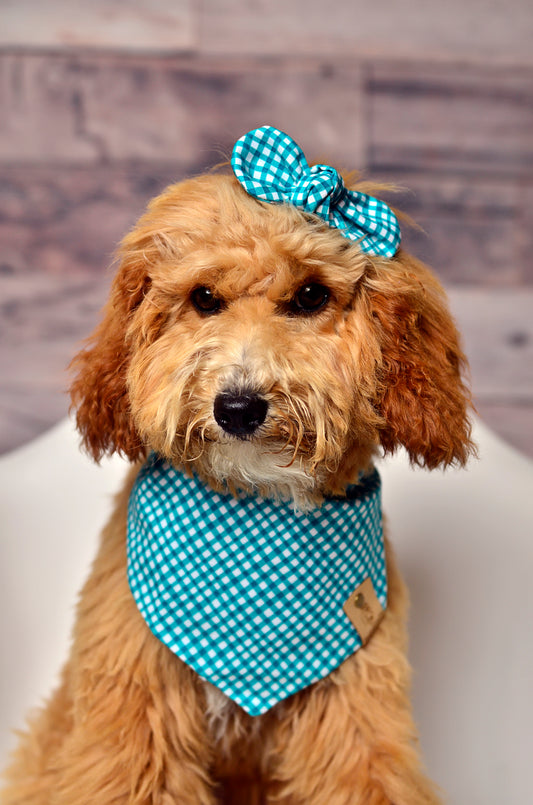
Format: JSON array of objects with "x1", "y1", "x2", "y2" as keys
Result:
[
  {"x1": 519, "y1": 184, "x2": 533, "y2": 284},
  {"x1": 1, "y1": 0, "x2": 532, "y2": 67},
  {"x1": 0, "y1": 165, "x2": 177, "y2": 276},
  {"x1": 197, "y1": 0, "x2": 533, "y2": 66},
  {"x1": 367, "y1": 63, "x2": 533, "y2": 179},
  {"x1": 0, "y1": 273, "x2": 108, "y2": 454},
  {"x1": 474, "y1": 402, "x2": 533, "y2": 458},
  {"x1": 447, "y1": 288, "x2": 533, "y2": 399},
  {"x1": 384, "y1": 176, "x2": 525, "y2": 285},
  {"x1": 0, "y1": 0, "x2": 195, "y2": 51},
  {"x1": 0, "y1": 54, "x2": 365, "y2": 166}
]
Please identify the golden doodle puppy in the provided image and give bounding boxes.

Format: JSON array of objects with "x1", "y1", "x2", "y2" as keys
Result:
[{"x1": 2, "y1": 127, "x2": 473, "y2": 804}]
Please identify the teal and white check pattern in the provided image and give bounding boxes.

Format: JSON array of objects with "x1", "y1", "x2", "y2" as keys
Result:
[
  {"x1": 127, "y1": 455, "x2": 387, "y2": 716},
  {"x1": 231, "y1": 126, "x2": 401, "y2": 258}
]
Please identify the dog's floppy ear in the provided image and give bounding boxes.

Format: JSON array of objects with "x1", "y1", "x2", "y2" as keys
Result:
[
  {"x1": 367, "y1": 252, "x2": 474, "y2": 469},
  {"x1": 69, "y1": 244, "x2": 150, "y2": 462}
]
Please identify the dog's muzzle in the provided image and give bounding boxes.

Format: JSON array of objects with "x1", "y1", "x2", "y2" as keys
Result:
[{"x1": 214, "y1": 392, "x2": 268, "y2": 437}]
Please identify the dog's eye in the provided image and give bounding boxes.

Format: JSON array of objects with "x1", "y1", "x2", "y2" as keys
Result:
[
  {"x1": 291, "y1": 283, "x2": 330, "y2": 315},
  {"x1": 190, "y1": 286, "x2": 223, "y2": 315}
]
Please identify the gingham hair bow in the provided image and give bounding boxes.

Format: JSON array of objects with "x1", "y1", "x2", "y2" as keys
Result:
[{"x1": 231, "y1": 126, "x2": 401, "y2": 257}]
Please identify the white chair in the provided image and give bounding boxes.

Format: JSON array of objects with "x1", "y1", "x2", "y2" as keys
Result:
[{"x1": 1, "y1": 418, "x2": 532, "y2": 803}]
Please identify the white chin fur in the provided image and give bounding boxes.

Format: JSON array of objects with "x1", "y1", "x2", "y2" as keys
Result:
[{"x1": 205, "y1": 438, "x2": 320, "y2": 510}]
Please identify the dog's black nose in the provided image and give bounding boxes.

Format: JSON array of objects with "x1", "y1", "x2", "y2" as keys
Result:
[{"x1": 213, "y1": 393, "x2": 268, "y2": 436}]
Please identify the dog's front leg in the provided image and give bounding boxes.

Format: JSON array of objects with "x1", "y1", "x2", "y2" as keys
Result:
[
  {"x1": 2, "y1": 479, "x2": 218, "y2": 805},
  {"x1": 2, "y1": 636, "x2": 218, "y2": 805},
  {"x1": 42, "y1": 658, "x2": 217, "y2": 805},
  {"x1": 264, "y1": 540, "x2": 443, "y2": 805},
  {"x1": 52, "y1": 487, "x2": 219, "y2": 805}
]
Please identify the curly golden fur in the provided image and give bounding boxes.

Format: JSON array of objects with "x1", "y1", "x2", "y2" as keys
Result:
[{"x1": 2, "y1": 172, "x2": 474, "y2": 804}]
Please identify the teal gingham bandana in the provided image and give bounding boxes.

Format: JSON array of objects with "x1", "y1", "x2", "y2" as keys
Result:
[
  {"x1": 231, "y1": 126, "x2": 401, "y2": 258},
  {"x1": 127, "y1": 455, "x2": 387, "y2": 716}
]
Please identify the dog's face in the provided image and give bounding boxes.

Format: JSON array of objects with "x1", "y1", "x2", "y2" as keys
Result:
[{"x1": 71, "y1": 174, "x2": 473, "y2": 505}]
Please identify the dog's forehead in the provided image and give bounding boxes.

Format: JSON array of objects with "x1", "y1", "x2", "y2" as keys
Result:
[
  {"x1": 175, "y1": 242, "x2": 312, "y2": 298},
  {"x1": 149, "y1": 174, "x2": 367, "y2": 297},
  {"x1": 171, "y1": 232, "x2": 359, "y2": 301}
]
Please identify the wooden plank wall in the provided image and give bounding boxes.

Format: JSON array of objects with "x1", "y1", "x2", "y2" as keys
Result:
[{"x1": 1, "y1": 1, "x2": 532, "y2": 457}]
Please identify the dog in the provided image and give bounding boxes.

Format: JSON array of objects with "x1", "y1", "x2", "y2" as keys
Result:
[{"x1": 2, "y1": 127, "x2": 473, "y2": 804}]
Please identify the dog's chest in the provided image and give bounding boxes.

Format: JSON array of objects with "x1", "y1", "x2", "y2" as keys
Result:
[
  {"x1": 204, "y1": 681, "x2": 244, "y2": 739},
  {"x1": 127, "y1": 456, "x2": 386, "y2": 717}
]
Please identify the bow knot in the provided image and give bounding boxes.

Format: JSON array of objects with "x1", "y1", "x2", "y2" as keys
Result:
[
  {"x1": 290, "y1": 164, "x2": 346, "y2": 213},
  {"x1": 231, "y1": 126, "x2": 400, "y2": 258}
]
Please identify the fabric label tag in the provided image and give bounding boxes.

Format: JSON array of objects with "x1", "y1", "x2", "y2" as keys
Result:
[{"x1": 343, "y1": 577, "x2": 385, "y2": 645}]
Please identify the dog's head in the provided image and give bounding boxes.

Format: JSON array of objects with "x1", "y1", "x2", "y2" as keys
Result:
[{"x1": 70, "y1": 172, "x2": 473, "y2": 506}]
